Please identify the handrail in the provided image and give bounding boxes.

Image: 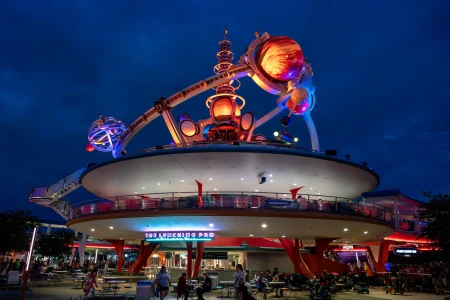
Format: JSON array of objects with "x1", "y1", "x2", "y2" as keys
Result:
[{"x1": 69, "y1": 191, "x2": 393, "y2": 224}]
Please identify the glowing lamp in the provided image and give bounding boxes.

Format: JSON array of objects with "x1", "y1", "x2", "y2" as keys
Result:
[
  {"x1": 85, "y1": 141, "x2": 95, "y2": 152},
  {"x1": 274, "y1": 131, "x2": 298, "y2": 144},
  {"x1": 212, "y1": 98, "x2": 234, "y2": 121},
  {"x1": 255, "y1": 36, "x2": 304, "y2": 83}
]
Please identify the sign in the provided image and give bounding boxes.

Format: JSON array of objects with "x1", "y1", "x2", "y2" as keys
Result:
[
  {"x1": 144, "y1": 231, "x2": 215, "y2": 242},
  {"x1": 266, "y1": 200, "x2": 291, "y2": 207},
  {"x1": 192, "y1": 252, "x2": 228, "y2": 260},
  {"x1": 394, "y1": 248, "x2": 418, "y2": 255},
  {"x1": 343, "y1": 245, "x2": 354, "y2": 250}
]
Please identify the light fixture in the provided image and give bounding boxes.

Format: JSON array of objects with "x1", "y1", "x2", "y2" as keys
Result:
[
  {"x1": 262, "y1": 224, "x2": 267, "y2": 228},
  {"x1": 344, "y1": 228, "x2": 348, "y2": 232},
  {"x1": 91, "y1": 229, "x2": 95, "y2": 232},
  {"x1": 181, "y1": 180, "x2": 184, "y2": 182},
  {"x1": 269, "y1": 174, "x2": 273, "y2": 177},
  {"x1": 283, "y1": 194, "x2": 287, "y2": 197},
  {"x1": 364, "y1": 231, "x2": 368, "y2": 234},
  {"x1": 309, "y1": 187, "x2": 313, "y2": 189},
  {"x1": 209, "y1": 178, "x2": 212, "y2": 180},
  {"x1": 318, "y1": 192, "x2": 321, "y2": 195},
  {"x1": 157, "y1": 183, "x2": 161, "y2": 185},
  {"x1": 214, "y1": 188, "x2": 217, "y2": 191},
  {"x1": 270, "y1": 180, "x2": 273, "y2": 183},
  {"x1": 249, "y1": 234, "x2": 253, "y2": 237},
  {"x1": 141, "y1": 187, "x2": 145, "y2": 190},
  {"x1": 120, "y1": 238, "x2": 123, "y2": 240},
  {"x1": 282, "y1": 235, "x2": 285, "y2": 238},
  {"x1": 134, "y1": 192, "x2": 137, "y2": 194},
  {"x1": 241, "y1": 178, "x2": 244, "y2": 180},
  {"x1": 109, "y1": 226, "x2": 114, "y2": 229},
  {"x1": 209, "y1": 223, "x2": 214, "y2": 227},
  {"x1": 293, "y1": 183, "x2": 297, "y2": 186},
  {"x1": 255, "y1": 189, "x2": 258, "y2": 192}
]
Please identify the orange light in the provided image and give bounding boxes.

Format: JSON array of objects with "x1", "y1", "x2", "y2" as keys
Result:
[{"x1": 212, "y1": 98, "x2": 233, "y2": 121}]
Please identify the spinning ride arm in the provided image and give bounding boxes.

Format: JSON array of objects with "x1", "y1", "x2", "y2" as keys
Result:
[{"x1": 112, "y1": 64, "x2": 252, "y2": 157}]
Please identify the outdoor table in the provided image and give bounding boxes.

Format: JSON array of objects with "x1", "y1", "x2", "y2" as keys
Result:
[
  {"x1": 107, "y1": 280, "x2": 126, "y2": 295},
  {"x1": 268, "y1": 282, "x2": 285, "y2": 297}
]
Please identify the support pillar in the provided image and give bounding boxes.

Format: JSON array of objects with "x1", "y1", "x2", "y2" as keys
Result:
[
  {"x1": 366, "y1": 241, "x2": 390, "y2": 272},
  {"x1": 315, "y1": 238, "x2": 334, "y2": 274},
  {"x1": 290, "y1": 187, "x2": 304, "y2": 200},
  {"x1": 186, "y1": 242, "x2": 193, "y2": 279},
  {"x1": 242, "y1": 252, "x2": 247, "y2": 271},
  {"x1": 79, "y1": 234, "x2": 86, "y2": 265},
  {"x1": 192, "y1": 241, "x2": 205, "y2": 279},
  {"x1": 69, "y1": 247, "x2": 76, "y2": 264},
  {"x1": 195, "y1": 180, "x2": 203, "y2": 208},
  {"x1": 46, "y1": 224, "x2": 52, "y2": 235},
  {"x1": 279, "y1": 238, "x2": 301, "y2": 274},
  {"x1": 106, "y1": 239, "x2": 124, "y2": 273},
  {"x1": 127, "y1": 242, "x2": 159, "y2": 274}
]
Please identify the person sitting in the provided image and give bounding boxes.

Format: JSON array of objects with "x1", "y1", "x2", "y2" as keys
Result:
[
  {"x1": 177, "y1": 272, "x2": 189, "y2": 300},
  {"x1": 245, "y1": 270, "x2": 250, "y2": 282},
  {"x1": 196, "y1": 272, "x2": 212, "y2": 300},
  {"x1": 318, "y1": 271, "x2": 328, "y2": 295},
  {"x1": 257, "y1": 272, "x2": 270, "y2": 300}
]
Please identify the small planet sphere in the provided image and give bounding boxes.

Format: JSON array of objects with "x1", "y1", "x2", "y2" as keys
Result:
[
  {"x1": 290, "y1": 87, "x2": 309, "y2": 105},
  {"x1": 85, "y1": 141, "x2": 95, "y2": 152},
  {"x1": 255, "y1": 36, "x2": 304, "y2": 83},
  {"x1": 281, "y1": 115, "x2": 292, "y2": 127},
  {"x1": 286, "y1": 98, "x2": 309, "y2": 115}
]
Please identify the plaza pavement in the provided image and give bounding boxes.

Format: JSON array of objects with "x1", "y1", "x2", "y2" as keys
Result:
[{"x1": 1, "y1": 284, "x2": 443, "y2": 300}]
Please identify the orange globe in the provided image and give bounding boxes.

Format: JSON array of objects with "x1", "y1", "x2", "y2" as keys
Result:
[{"x1": 255, "y1": 36, "x2": 304, "y2": 83}]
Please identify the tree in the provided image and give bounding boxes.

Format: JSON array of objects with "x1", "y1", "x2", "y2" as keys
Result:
[
  {"x1": 0, "y1": 210, "x2": 40, "y2": 254},
  {"x1": 418, "y1": 191, "x2": 450, "y2": 259},
  {"x1": 35, "y1": 229, "x2": 75, "y2": 258}
]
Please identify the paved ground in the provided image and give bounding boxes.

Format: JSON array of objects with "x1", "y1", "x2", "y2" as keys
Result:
[{"x1": 1, "y1": 284, "x2": 443, "y2": 300}]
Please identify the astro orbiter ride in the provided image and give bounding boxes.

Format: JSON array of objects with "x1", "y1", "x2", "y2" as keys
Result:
[{"x1": 85, "y1": 30, "x2": 319, "y2": 158}]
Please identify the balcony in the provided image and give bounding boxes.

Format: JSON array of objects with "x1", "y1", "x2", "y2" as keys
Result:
[{"x1": 69, "y1": 192, "x2": 394, "y2": 224}]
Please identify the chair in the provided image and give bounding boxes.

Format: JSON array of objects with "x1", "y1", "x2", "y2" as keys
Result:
[
  {"x1": 204, "y1": 291, "x2": 212, "y2": 300},
  {"x1": 279, "y1": 287, "x2": 289, "y2": 297}
]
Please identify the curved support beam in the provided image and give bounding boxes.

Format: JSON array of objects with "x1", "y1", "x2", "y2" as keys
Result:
[
  {"x1": 112, "y1": 65, "x2": 252, "y2": 157},
  {"x1": 303, "y1": 111, "x2": 320, "y2": 152}
]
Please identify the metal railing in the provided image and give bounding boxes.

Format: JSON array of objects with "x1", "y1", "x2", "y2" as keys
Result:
[{"x1": 69, "y1": 191, "x2": 393, "y2": 224}]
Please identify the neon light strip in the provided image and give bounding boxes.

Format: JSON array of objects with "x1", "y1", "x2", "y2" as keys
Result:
[{"x1": 26, "y1": 227, "x2": 38, "y2": 271}]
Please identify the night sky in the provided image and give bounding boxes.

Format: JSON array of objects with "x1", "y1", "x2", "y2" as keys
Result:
[{"x1": 1, "y1": 1, "x2": 449, "y2": 222}]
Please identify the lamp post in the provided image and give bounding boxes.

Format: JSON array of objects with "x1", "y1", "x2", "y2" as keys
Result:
[{"x1": 20, "y1": 226, "x2": 38, "y2": 300}]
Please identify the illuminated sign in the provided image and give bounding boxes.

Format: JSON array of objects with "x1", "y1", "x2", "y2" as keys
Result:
[
  {"x1": 394, "y1": 248, "x2": 418, "y2": 255},
  {"x1": 144, "y1": 231, "x2": 215, "y2": 242},
  {"x1": 193, "y1": 252, "x2": 228, "y2": 260},
  {"x1": 343, "y1": 245, "x2": 354, "y2": 250},
  {"x1": 267, "y1": 200, "x2": 291, "y2": 207}
]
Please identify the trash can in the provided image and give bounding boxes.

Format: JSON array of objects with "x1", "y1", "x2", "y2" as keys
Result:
[{"x1": 136, "y1": 280, "x2": 153, "y2": 299}]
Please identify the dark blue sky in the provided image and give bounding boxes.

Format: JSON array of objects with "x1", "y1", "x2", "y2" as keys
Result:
[{"x1": 1, "y1": 1, "x2": 449, "y2": 221}]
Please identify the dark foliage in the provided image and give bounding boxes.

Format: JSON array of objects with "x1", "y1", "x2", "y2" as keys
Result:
[
  {"x1": 35, "y1": 229, "x2": 75, "y2": 258},
  {"x1": 418, "y1": 191, "x2": 450, "y2": 259},
  {"x1": 0, "y1": 210, "x2": 40, "y2": 253}
]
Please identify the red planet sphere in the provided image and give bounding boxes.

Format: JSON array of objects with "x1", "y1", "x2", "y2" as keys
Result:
[
  {"x1": 255, "y1": 36, "x2": 304, "y2": 83},
  {"x1": 85, "y1": 141, "x2": 95, "y2": 152},
  {"x1": 286, "y1": 98, "x2": 309, "y2": 115}
]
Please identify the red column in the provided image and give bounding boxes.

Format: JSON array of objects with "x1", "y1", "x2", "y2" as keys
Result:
[
  {"x1": 195, "y1": 180, "x2": 203, "y2": 208},
  {"x1": 366, "y1": 241, "x2": 390, "y2": 272},
  {"x1": 279, "y1": 238, "x2": 300, "y2": 273},
  {"x1": 379, "y1": 241, "x2": 390, "y2": 272},
  {"x1": 192, "y1": 241, "x2": 205, "y2": 279},
  {"x1": 290, "y1": 187, "x2": 304, "y2": 199},
  {"x1": 107, "y1": 240, "x2": 125, "y2": 273},
  {"x1": 127, "y1": 242, "x2": 159, "y2": 274},
  {"x1": 186, "y1": 242, "x2": 193, "y2": 278},
  {"x1": 315, "y1": 238, "x2": 334, "y2": 274}
]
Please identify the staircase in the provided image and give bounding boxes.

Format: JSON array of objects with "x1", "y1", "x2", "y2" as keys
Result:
[{"x1": 29, "y1": 167, "x2": 86, "y2": 220}]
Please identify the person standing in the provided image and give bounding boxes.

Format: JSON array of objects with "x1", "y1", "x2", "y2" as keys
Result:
[
  {"x1": 156, "y1": 265, "x2": 171, "y2": 300},
  {"x1": 234, "y1": 264, "x2": 245, "y2": 299},
  {"x1": 83, "y1": 267, "x2": 99, "y2": 296}
]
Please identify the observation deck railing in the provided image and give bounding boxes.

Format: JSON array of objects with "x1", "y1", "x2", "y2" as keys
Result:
[{"x1": 69, "y1": 192, "x2": 393, "y2": 224}]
